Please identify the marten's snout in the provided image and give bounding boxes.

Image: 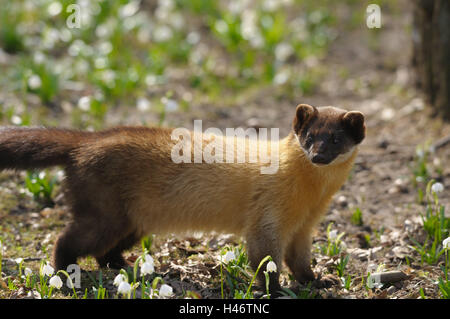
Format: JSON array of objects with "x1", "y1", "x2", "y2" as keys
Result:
[{"x1": 311, "y1": 153, "x2": 328, "y2": 164}]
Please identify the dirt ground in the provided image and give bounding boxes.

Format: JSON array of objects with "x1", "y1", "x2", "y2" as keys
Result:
[{"x1": 0, "y1": 1, "x2": 449, "y2": 299}]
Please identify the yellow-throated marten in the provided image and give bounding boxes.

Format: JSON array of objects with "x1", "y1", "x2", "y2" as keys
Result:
[{"x1": 0, "y1": 104, "x2": 365, "y2": 294}]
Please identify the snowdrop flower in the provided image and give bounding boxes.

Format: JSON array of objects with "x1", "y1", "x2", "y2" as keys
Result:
[
  {"x1": 153, "y1": 25, "x2": 173, "y2": 42},
  {"x1": 443, "y1": 237, "x2": 450, "y2": 250},
  {"x1": 28, "y1": 75, "x2": 42, "y2": 90},
  {"x1": 49, "y1": 275, "x2": 63, "y2": 289},
  {"x1": 140, "y1": 262, "x2": 155, "y2": 276},
  {"x1": 41, "y1": 263, "x2": 54, "y2": 277},
  {"x1": 416, "y1": 148, "x2": 425, "y2": 159},
  {"x1": 24, "y1": 268, "x2": 33, "y2": 276},
  {"x1": 78, "y1": 96, "x2": 91, "y2": 111},
  {"x1": 117, "y1": 281, "x2": 132, "y2": 295},
  {"x1": 113, "y1": 274, "x2": 126, "y2": 287},
  {"x1": 142, "y1": 254, "x2": 154, "y2": 265},
  {"x1": 119, "y1": 0, "x2": 140, "y2": 18},
  {"x1": 367, "y1": 273, "x2": 382, "y2": 289},
  {"x1": 15, "y1": 258, "x2": 24, "y2": 264},
  {"x1": 222, "y1": 251, "x2": 236, "y2": 263},
  {"x1": 137, "y1": 97, "x2": 151, "y2": 112},
  {"x1": 273, "y1": 70, "x2": 290, "y2": 85},
  {"x1": 275, "y1": 42, "x2": 294, "y2": 62},
  {"x1": 431, "y1": 182, "x2": 444, "y2": 194},
  {"x1": 266, "y1": 261, "x2": 277, "y2": 273},
  {"x1": 159, "y1": 284, "x2": 173, "y2": 297},
  {"x1": 47, "y1": 1, "x2": 63, "y2": 16},
  {"x1": 328, "y1": 229, "x2": 338, "y2": 240},
  {"x1": 162, "y1": 97, "x2": 178, "y2": 112}
]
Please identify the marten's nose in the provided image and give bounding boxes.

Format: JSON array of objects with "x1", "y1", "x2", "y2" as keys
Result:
[{"x1": 311, "y1": 153, "x2": 327, "y2": 164}]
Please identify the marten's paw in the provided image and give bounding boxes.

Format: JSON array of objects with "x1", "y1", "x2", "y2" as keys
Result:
[{"x1": 312, "y1": 273, "x2": 341, "y2": 288}]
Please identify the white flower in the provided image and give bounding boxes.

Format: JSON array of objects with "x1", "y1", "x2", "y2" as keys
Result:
[
  {"x1": 266, "y1": 261, "x2": 277, "y2": 273},
  {"x1": 328, "y1": 230, "x2": 338, "y2": 240},
  {"x1": 274, "y1": 42, "x2": 293, "y2": 62},
  {"x1": 28, "y1": 75, "x2": 42, "y2": 90},
  {"x1": 143, "y1": 254, "x2": 154, "y2": 265},
  {"x1": 47, "y1": 1, "x2": 63, "y2": 16},
  {"x1": 119, "y1": 0, "x2": 140, "y2": 18},
  {"x1": 222, "y1": 251, "x2": 236, "y2": 263},
  {"x1": 162, "y1": 97, "x2": 178, "y2": 112},
  {"x1": 443, "y1": 237, "x2": 450, "y2": 250},
  {"x1": 117, "y1": 281, "x2": 132, "y2": 295},
  {"x1": 49, "y1": 275, "x2": 63, "y2": 289},
  {"x1": 78, "y1": 96, "x2": 91, "y2": 111},
  {"x1": 24, "y1": 268, "x2": 33, "y2": 276},
  {"x1": 15, "y1": 257, "x2": 24, "y2": 264},
  {"x1": 41, "y1": 263, "x2": 54, "y2": 277},
  {"x1": 140, "y1": 262, "x2": 155, "y2": 276},
  {"x1": 113, "y1": 274, "x2": 126, "y2": 287},
  {"x1": 137, "y1": 98, "x2": 151, "y2": 112},
  {"x1": 153, "y1": 25, "x2": 173, "y2": 42},
  {"x1": 431, "y1": 182, "x2": 444, "y2": 194},
  {"x1": 159, "y1": 284, "x2": 173, "y2": 297},
  {"x1": 367, "y1": 273, "x2": 382, "y2": 289},
  {"x1": 273, "y1": 70, "x2": 290, "y2": 85}
]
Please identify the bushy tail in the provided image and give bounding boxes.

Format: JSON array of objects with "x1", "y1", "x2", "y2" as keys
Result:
[{"x1": 0, "y1": 127, "x2": 90, "y2": 170}]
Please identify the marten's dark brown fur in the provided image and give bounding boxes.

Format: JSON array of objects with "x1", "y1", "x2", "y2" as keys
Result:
[{"x1": 0, "y1": 104, "x2": 365, "y2": 294}]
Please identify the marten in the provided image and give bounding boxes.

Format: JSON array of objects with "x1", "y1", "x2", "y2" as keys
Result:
[{"x1": 0, "y1": 104, "x2": 364, "y2": 295}]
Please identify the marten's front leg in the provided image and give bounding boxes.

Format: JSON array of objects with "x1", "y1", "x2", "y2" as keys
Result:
[
  {"x1": 284, "y1": 226, "x2": 315, "y2": 284},
  {"x1": 285, "y1": 225, "x2": 341, "y2": 288}
]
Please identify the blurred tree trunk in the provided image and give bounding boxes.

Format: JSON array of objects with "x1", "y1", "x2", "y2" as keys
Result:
[{"x1": 412, "y1": 0, "x2": 450, "y2": 120}]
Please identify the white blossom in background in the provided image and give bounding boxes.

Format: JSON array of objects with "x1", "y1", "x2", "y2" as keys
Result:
[
  {"x1": 162, "y1": 97, "x2": 178, "y2": 112},
  {"x1": 266, "y1": 261, "x2": 277, "y2": 273},
  {"x1": 33, "y1": 51, "x2": 46, "y2": 64},
  {"x1": 159, "y1": 284, "x2": 173, "y2": 297},
  {"x1": 186, "y1": 31, "x2": 200, "y2": 45},
  {"x1": 443, "y1": 237, "x2": 450, "y2": 250},
  {"x1": 328, "y1": 229, "x2": 338, "y2": 240},
  {"x1": 11, "y1": 115, "x2": 22, "y2": 126},
  {"x1": 222, "y1": 251, "x2": 236, "y2": 263},
  {"x1": 275, "y1": 42, "x2": 294, "y2": 62},
  {"x1": 47, "y1": 1, "x2": 63, "y2": 16},
  {"x1": 137, "y1": 98, "x2": 151, "y2": 112},
  {"x1": 41, "y1": 262, "x2": 54, "y2": 277},
  {"x1": 49, "y1": 275, "x2": 63, "y2": 289},
  {"x1": 153, "y1": 25, "x2": 173, "y2": 42},
  {"x1": 431, "y1": 182, "x2": 444, "y2": 194},
  {"x1": 15, "y1": 258, "x2": 24, "y2": 264},
  {"x1": 78, "y1": 96, "x2": 91, "y2": 111},
  {"x1": 28, "y1": 75, "x2": 42, "y2": 90},
  {"x1": 273, "y1": 70, "x2": 290, "y2": 85},
  {"x1": 119, "y1": 0, "x2": 140, "y2": 18},
  {"x1": 241, "y1": 10, "x2": 264, "y2": 48},
  {"x1": 24, "y1": 268, "x2": 33, "y2": 276}
]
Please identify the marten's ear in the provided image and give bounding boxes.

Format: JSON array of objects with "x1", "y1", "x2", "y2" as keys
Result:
[
  {"x1": 342, "y1": 111, "x2": 365, "y2": 144},
  {"x1": 293, "y1": 104, "x2": 317, "y2": 133}
]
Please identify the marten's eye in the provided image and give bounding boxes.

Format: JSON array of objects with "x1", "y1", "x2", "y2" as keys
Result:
[{"x1": 332, "y1": 136, "x2": 340, "y2": 144}]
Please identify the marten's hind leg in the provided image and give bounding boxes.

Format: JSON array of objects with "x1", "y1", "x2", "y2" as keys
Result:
[
  {"x1": 95, "y1": 232, "x2": 139, "y2": 269},
  {"x1": 52, "y1": 199, "x2": 135, "y2": 271}
]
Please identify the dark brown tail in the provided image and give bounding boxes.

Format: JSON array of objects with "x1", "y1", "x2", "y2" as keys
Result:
[{"x1": 0, "y1": 127, "x2": 90, "y2": 170}]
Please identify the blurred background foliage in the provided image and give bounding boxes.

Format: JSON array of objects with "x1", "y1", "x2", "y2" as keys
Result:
[{"x1": 0, "y1": 0, "x2": 391, "y2": 130}]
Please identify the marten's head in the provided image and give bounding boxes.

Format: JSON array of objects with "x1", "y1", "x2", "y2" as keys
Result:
[{"x1": 292, "y1": 104, "x2": 365, "y2": 166}]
